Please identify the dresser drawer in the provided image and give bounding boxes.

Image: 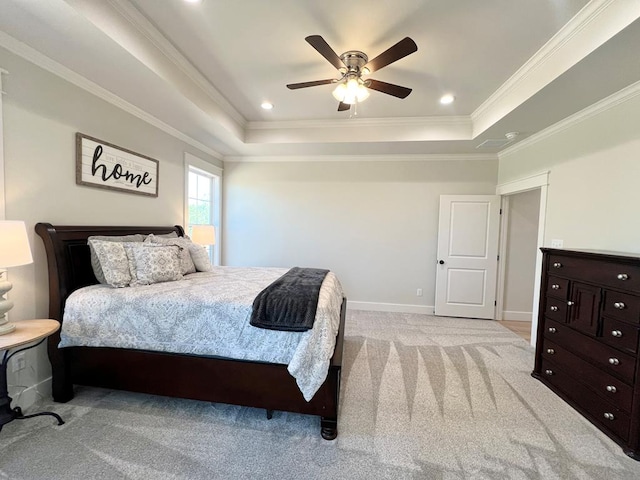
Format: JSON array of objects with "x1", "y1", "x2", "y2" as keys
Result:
[
  {"x1": 601, "y1": 317, "x2": 640, "y2": 354},
  {"x1": 549, "y1": 254, "x2": 640, "y2": 293},
  {"x1": 540, "y1": 358, "x2": 630, "y2": 442},
  {"x1": 602, "y1": 290, "x2": 640, "y2": 324},
  {"x1": 541, "y1": 339, "x2": 634, "y2": 412},
  {"x1": 546, "y1": 276, "x2": 569, "y2": 300},
  {"x1": 544, "y1": 319, "x2": 637, "y2": 384},
  {"x1": 544, "y1": 297, "x2": 568, "y2": 322}
]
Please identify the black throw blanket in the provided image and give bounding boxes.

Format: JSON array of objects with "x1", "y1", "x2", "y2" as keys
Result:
[{"x1": 250, "y1": 267, "x2": 329, "y2": 332}]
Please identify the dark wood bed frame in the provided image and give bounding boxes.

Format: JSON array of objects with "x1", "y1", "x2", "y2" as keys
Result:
[{"x1": 35, "y1": 222, "x2": 345, "y2": 440}]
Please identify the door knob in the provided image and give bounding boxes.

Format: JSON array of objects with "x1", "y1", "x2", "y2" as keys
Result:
[{"x1": 438, "y1": 260, "x2": 445, "y2": 264}]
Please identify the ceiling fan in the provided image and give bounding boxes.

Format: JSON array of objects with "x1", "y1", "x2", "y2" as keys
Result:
[{"x1": 286, "y1": 35, "x2": 418, "y2": 112}]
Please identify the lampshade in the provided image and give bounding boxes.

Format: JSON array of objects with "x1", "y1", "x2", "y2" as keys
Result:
[
  {"x1": 190, "y1": 225, "x2": 216, "y2": 246},
  {"x1": 0, "y1": 221, "x2": 33, "y2": 335},
  {"x1": 0, "y1": 221, "x2": 33, "y2": 268}
]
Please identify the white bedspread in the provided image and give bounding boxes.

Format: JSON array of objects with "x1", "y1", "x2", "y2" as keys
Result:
[{"x1": 60, "y1": 266, "x2": 344, "y2": 401}]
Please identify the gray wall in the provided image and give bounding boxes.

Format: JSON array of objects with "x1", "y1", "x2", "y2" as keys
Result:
[
  {"x1": 498, "y1": 90, "x2": 640, "y2": 254},
  {"x1": 223, "y1": 160, "x2": 498, "y2": 309},
  {"x1": 0, "y1": 47, "x2": 221, "y2": 408},
  {"x1": 503, "y1": 189, "x2": 540, "y2": 320}
]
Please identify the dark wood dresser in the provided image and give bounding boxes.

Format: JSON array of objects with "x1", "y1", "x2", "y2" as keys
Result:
[{"x1": 533, "y1": 248, "x2": 640, "y2": 459}]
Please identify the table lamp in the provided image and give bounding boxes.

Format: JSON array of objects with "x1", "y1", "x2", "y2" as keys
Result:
[
  {"x1": 190, "y1": 225, "x2": 216, "y2": 246},
  {"x1": 0, "y1": 221, "x2": 34, "y2": 335}
]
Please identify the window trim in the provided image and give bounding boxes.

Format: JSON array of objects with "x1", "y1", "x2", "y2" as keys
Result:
[
  {"x1": 0, "y1": 68, "x2": 7, "y2": 220},
  {"x1": 184, "y1": 152, "x2": 222, "y2": 265}
]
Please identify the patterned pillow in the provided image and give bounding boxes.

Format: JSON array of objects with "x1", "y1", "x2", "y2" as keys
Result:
[
  {"x1": 125, "y1": 244, "x2": 183, "y2": 286},
  {"x1": 144, "y1": 231, "x2": 178, "y2": 240},
  {"x1": 88, "y1": 234, "x2": 144, "y2": 284},
  {"x1": 146, "y1": 234, "x2": 212, "y2": 272},
  {"x1": 188, "y1": 243, "x2": 213, "y2": 272},
  {"x1": 145, "y1": 234, "x2": 196, "y2": 274},
  {"x1": 87, "y1": 239, "x2": 133, "y2": 288}
]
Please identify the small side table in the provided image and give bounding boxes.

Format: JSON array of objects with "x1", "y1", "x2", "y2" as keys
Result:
[{"x1": 0, "y1": 319, "x2": 64, "y2": 432}]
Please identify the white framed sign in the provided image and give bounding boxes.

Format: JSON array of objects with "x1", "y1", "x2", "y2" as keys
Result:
[{"x1": 76, "y1": 133, "x2": 159, "y2": 197}]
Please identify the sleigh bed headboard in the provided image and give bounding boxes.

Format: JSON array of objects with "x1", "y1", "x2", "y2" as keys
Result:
[{"x1": 35, "y1": 223, "x2": 185, "y2": 321}]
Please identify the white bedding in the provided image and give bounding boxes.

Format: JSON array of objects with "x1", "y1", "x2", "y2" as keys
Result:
[{"x1": 60, "y1": 266, "x2": 344, "y2": 401}]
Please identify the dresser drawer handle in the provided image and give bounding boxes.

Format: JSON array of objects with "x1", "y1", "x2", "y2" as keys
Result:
[
  {"x1": 617, "y1": 273, "x2": 628, "y2": 281},
  {"x1": 604, "y1": 412, "x2": 615, "y2": 421},
  {"x1": 611, "y1": 330, "x2": 623, "y2": 338},
  {"x1": 546, "y1": 348, "x2": 555, "y2": 354},
  {"x1": 548, "y1": 327, "x2": 557, "y2": 334},
  {"x1": 606, "y1": 385, "x2": 617, "y2": 393},
  {"x1": 551, "y1": 284, "x2": 560, "y2": 290},
  {"x1": 550, "y1": 306, "x2": 558, "y2": 312},
  {"x1": 544, "y1": 369, "x2": 554, "y2": 376},
  {"x1": 609, "y1": 358, "x2": 620, "y2": 365},
  {"x1": 566, "y1": 301, "x2": 574, "y2": 306},
  {"x1": 613, "y1": 302, "x2": 626, "y2": 310},
  {"x1": 553, "y1": 262, "x2": 562, "y2": 268}
]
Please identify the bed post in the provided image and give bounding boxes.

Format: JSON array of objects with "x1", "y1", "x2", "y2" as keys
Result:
[
  {"x1": 35, "y1": 223, "x2": 74, "y2": 402},
  {"x1": 320, "y1": 296, "x2": 346, "y2": 440}
]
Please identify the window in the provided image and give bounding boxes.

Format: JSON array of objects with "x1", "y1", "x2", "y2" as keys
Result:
[{"x1": 184, "y1": 153, "x2": 222, "y2": 265}]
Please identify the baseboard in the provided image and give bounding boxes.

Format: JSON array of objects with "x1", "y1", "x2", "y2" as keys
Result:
[
  {"x1": 347, "y1": 301, "x2": 434, "y2": 315},
  {"x1": 501, "y1": 311, "x2": 533, "y2": 322},
  {"x1": 8, "y1": 376, "x2": 52, "y2": 411}
]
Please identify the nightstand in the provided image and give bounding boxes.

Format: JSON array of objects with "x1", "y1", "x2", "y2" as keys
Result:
[{"x1": 0, "y1": 319, "x2": 64, "y2": 432}]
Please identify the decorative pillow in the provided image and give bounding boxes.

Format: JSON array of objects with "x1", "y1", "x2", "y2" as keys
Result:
[
  {"x1": 144, "y1": 231, "x2": 178, "y2": 240},
  {"x1": 188, "y1": 243, "x2": 213, "y2": 272},
  {"x1": 87, "y1": 239, "x2": 133, "y2": 288},
  {"x1": 144, "y1": 234, "x2": 196, "y2": 275},
  {"x1": 125, "y1": 244, "x2": 183, "y2": 286},
  {"x1": 146, "y1": 234, "x2": 212, "y2": 272},
  {"x1": 88, "y1": 234, "x2": 144, "y2": 284}
]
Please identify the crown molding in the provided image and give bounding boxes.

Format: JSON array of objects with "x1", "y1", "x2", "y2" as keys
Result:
[
  {"x1": 0, "y1": 30, "x2": 223, "y2": 160},
  {"x1": 499, "y1": 79, "x2": 640, "y2": 158},
  {"x1": 245, "y1": 115, "x2": 473, "y2": 144},
  {"x1": 247, "y1": 115, "x2": 471, "y2": 131},
  {"x1": 224, "y1": 153, "x2": 497, "y2": 163},
  {"x1": 472, "y1": 0, "x2": 640, "y2": 136},
  {"x1": 107, "y1": 0, "x2": 246, "y2": 128}
]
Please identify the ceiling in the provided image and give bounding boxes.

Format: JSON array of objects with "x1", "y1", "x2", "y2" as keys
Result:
[{"x1": 0, "y1": 0, "x2": 639, "y2": 161}]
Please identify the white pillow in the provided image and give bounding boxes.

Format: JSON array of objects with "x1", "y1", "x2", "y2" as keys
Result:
[
  {"x1": 144, "y1": 234, "x2": 196, "y2": 274},
  {"x1": 125, "y1": 243, "x2": 183, "y2": 286},
  {"x1": 188, "y1": 243, "x2": 213, "y2": 272},
  {"x1": 87, "y1": 239, "x2": 133, "y2": 288}
]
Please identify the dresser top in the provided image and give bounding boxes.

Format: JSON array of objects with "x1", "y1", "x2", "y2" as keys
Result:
[{"x1": 541, "y1": 248, "x2": 640, "y2": 263}]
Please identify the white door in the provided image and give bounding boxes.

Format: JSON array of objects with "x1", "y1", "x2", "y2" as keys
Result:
[{"x1": 435, "y1": 195, "x2": 501, "y2": 319}]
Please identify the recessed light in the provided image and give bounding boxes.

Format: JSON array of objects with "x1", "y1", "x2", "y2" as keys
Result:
[
  {"x1": 261, "y1": 102, "x2": 274, "y2": 110},
  {"x1": 440, "y1": 94, "x2": 455, "y2": 105},
  {"x1": 184, "y1": 0, "x2": 203, "y2": 4}
]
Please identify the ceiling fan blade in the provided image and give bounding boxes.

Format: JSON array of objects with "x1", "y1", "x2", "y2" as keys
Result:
[
  {"x1": 364, "y1": 37, "x2": 417, "y2": 73},
  {"x1": 286, "y1": 79, "x2": 336, "y2": 90},
  {"x1": 366, "y1": 79, "x2": 412, "y2": 99},
  {"x1": 337, "y1": 102, "x2": 351, "y2": 111},
  {"x1": 305, "y1": 35, "x2": 345, "y2": 70}
]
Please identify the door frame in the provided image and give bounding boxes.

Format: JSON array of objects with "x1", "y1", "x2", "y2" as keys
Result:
[{"x1": 495, "y1": 171, "x2": 549, "y2": 346}]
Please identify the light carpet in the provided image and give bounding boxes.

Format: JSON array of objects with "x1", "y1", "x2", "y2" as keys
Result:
[{"x1": 2, "y1": 310, "x2": 640, "y2": 479}]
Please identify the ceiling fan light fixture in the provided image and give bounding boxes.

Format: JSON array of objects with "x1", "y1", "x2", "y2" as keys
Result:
[{"x1": 332, "y1": 78, "x2": 369, "y2": 105}]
